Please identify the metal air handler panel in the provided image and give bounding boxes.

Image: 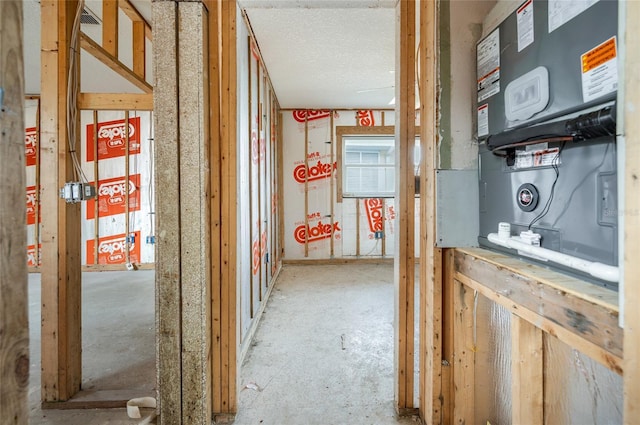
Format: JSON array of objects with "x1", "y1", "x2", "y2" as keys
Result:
[{"x1": 477, "y1": 0, "x2": 618, "y2": 289}]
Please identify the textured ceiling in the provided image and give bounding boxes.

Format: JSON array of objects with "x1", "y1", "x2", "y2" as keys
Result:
[
  {"x1": 23, "y1": 0, "x2": 395, "y2": 109},
  {"x1": 240, "y1": 1, "x2": 396, "y2": 109}
]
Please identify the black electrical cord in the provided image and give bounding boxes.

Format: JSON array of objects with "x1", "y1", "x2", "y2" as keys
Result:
[{"x1": 528, "y1": 141, "x2": 567, "y2": 230}]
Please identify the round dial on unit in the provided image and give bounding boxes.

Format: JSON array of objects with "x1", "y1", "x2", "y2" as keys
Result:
[{"x1": 516, "y1": 183, "x2": 539, "y2": 212}]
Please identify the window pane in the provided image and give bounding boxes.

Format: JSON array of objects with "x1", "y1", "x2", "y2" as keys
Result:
[
  {"x1": 345, "y1": 151, "x2": 360, "y2": 164},
  {"x1": 342, "y1": 135, "x2": 399, "y2": 197},
  {"x1": 361, "y1": 152, "x2": 379, "y2": 164},
  {"x1": 345, "y1": 167, "x2": 361, "y2": 193},
  {"x1": 361, "y1": 168, "x2": 378, "y2": 192}
]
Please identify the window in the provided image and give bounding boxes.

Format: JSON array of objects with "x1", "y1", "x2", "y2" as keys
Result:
[
  {"x1": 335, "y1": 126, "x2": 420, "y2": 201},
  {"x1": 343, "y1": 136, "x2": 395, "y2": 197}
]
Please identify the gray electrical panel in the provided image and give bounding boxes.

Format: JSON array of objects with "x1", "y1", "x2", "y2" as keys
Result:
[
  {"x1": 477, "y1": 0, "x2": 619, "y2": 289},
  {"x1": 436, "y1": 170, "x2": 479, "y2": 248}
]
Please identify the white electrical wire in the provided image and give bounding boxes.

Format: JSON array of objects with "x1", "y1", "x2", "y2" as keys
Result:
[
  {"x1": 362, "y1": 225, "x2": 382, "y2": 257},
  {"x1": 67, "y1": 0, "x2": 89, "y2": 184}
]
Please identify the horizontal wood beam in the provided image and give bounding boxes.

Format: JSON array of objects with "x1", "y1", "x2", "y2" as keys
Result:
[
  {"x1": 455, "y1": 248, "x2": 621, "y2": 355},
  {"x1": 282, "y1": 258, "x2": 393, "y2": 265},
  {"x1": 80, "y1": 32, "x2": 152, "y2": 94},
  {"x1": 118, "y1": 0, "x2": 152, "y2": 41},
  {"x1": 455, "y1": 272, "x2": 623, "y2": 374},
  {"x1": 454, "y1": 249, "x2": 622, "y2": 374},
  {"x1": 78, "y1": 93, "x2": 153, "y2": 110},
  {"x1": 41, "y1": 389, "x2": 153, "y2": 410}
]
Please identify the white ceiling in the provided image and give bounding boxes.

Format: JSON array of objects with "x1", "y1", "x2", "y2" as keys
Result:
[
  {"x1": 23, "y1": 0, "x2": 395, "y2": 109},
  {"x1": 240, "y1": 0, "x2": 396, "y2": 109}
]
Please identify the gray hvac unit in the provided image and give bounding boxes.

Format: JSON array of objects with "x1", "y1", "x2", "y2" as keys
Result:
[{"x1": 476, "y1": 0, "x2": 619, "y2": 289}]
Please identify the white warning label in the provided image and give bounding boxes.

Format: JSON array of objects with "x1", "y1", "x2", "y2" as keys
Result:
[
  {"x1": 477, "y1": 29, "x2": 500, "y2": 102},
  {"x1": 478, "y1": 104, "x2": 489, "y2": 137},
  {"x1": 581, "y1": 36, "x2": 618, "y2": 103},
  {"x1": 517, "y1": 0, "x2": 534, "y2": 52},
  {"x1": 548, "y1": 0, "x2": 599, "y2": 33},
  {"x1": 514, "y1": 144, "x2": 561, "y2": 169}
]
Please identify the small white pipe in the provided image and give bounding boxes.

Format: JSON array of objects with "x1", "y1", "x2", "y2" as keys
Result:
[{"x1": 488, "y1": 233, "x2": 619, "y2": 283}]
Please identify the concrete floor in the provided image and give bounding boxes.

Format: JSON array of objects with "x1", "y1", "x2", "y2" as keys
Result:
[
  {"x1": 26, "y1": 264, "x2": 419, "y2": 424},
  {"x1": 235, "y1": 264, "x2": 419, "y2": 424},
  {"x1": 28, "y1": 270, "x2": 156, "y2": 425}
]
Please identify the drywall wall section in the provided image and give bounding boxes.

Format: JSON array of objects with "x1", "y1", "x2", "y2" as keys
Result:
[
  {"x1": 281, "y1": 110, "x2": 421, "y2": 260},
  {"x1": 438, "y1": 0, "x2": 495, "y2": 170}
]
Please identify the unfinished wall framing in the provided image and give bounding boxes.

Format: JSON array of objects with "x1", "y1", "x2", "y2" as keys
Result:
[
  {"x1": 27, "y1": 107, "x2": 156, "y2": 271},
  {"x1": 451, "y1": 248, "x2": 623, "y2": 424},
  {"x1": 237, "y1": 7, "x2": 283, "y2": 354},
  {"x1": 280, "y1": 109, "x2": 427, "y2": 262},
  {"x1": 152, "y1": 1, "x2": 283, "y2": 421},
  {"x1": 29, "y1": 0, "x2": 156, "y2": 272},
  {"x1": 36, "y1": 0, "x2": 157, "y2": 409}
]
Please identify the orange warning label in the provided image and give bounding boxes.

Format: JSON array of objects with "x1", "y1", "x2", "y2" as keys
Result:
[{"x1": 581, "y1": 37, "x2": 617, "y2": 73}]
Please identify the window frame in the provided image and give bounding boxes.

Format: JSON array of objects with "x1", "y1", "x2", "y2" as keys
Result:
[{"x1": 336, "y1": 125, "x2": 420, "y2": 202}]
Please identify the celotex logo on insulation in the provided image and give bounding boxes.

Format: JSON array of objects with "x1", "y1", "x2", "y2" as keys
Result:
[
  {"x1": 86, "y1": 174, "x2": 140, "y2": 220},
  {"x1": 97, "y1": 234, "x2": 137, "y2": 264},
  {"x1": 364, "y1": 198, "x2": 384, "y2": 233},
  {"x1": 87, "y1": 117, "x2": 141, "y2": 161},
  {"x1": 294, "y1": 213, "x2": 341, "y2": 244},
  {"x1": 98, "y1": 120, "x2": 136, "y2": 148},
  {"x1": 293, "y1": 152, "x2": 337, "y2": 184},
  {"x1": 99, "y1": 178, "x2": 136, "y2": 206}
]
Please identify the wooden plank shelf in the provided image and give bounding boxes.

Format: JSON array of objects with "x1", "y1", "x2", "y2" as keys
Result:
[{"x1": 454, "y1": 247, "x2": 622, "y2": 374}]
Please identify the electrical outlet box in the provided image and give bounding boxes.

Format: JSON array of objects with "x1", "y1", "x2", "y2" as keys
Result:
[
  {"x1": 60, "y1": 182, "x2": 96, "y2": 203},
  {"x1": 127, "y1": 234, "x2": 136, "y2": 244},
  {"x1": 374, "y1": 231, "x2": 384, "y2": 240},
  {"x1": 146, "y1": 236, "x2": 155, "y2": 244}
]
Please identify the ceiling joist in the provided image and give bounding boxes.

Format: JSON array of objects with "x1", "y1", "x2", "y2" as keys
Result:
[{"x1": 80, "y1": 32, "x2": 153, "y2": 94}]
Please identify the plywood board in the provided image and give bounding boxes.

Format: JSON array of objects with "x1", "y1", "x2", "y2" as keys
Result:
[{"x1": 0, "y1": 1, "x2": 28, "y2": 420}]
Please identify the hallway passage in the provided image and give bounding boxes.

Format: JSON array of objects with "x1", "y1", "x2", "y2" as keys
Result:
[{"x1": 235, "y1": 263, "x2": 419, "y2": 425}]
